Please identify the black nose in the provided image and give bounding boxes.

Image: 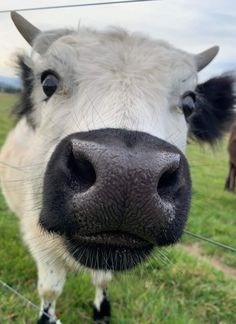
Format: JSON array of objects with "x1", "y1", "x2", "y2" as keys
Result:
[
  {"x1": 68, "y1": 147, "x2": 97, "y2": 192},
  {"x1": 40, "y1": 129, "x2": 191, "y2": 248},
  {"x1": 69, "y1": 139, "x2": 181, "y2": 204}
]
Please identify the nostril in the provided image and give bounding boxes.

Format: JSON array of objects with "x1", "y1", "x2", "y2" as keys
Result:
[
  {"x1": 157, "y1": 167, "x2": 179, "y2": 198},
  {"x1": 68, "y1": 153, "x2": 96, "y2": 192}
]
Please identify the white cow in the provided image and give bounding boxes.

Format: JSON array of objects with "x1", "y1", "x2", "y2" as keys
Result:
[{"x1": 0, "y1": 12, "x2": 235, "y2": 323}]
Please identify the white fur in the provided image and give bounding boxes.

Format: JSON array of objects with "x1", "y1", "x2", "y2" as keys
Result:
[
  {"x1": 91, "y1": 270, "x2": 112, "y2": 311},
  {"x1": 0, "y1": 25, "x2": 199, "y2": 320}
]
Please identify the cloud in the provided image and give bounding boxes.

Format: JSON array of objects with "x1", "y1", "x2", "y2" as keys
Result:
[{"x1": 0, "y1": 0, "x2": 235, "y2": 81}]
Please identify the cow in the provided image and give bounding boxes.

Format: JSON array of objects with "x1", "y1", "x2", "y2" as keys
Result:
[
  {"x1": 0, "y1": 11, "x2": 235, "y2": 324},
  {"x1": 225, "y1": 121, "x2": 236, "y2": 192}
]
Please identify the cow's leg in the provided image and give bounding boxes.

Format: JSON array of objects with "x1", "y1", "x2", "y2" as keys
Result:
[
  {"x1": 229, "y1": 164, "x2": 236, "y2": 192},
  {"x1": 232, "y1": 166, "x2": 236, "y2": 192},
  {"x1": 225, "y1": 162, "x2": 235, "y2": 192},
  {"x1": 91, "y1": 271, "x2": 112, "y2": 324},
  {"x1": 225, "y1": 162, "x2": 231, "y2": 190},
  {"x1": 37, "y1": 260, "x2": 66, "y2": 324}
]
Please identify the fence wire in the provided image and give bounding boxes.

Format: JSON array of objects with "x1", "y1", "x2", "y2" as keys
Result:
[
  {"x1": 0, "y1": 279, "x2": 55, "y2": 322},
  {"x1": 1, "y1": 230, "x2": 236, "y2": 320},
  {"x1": 184, "y1": 230, "x2": 236, "y2": 252},
  {"x1": 0, "y1": 0, "x2": 235, "y2": 319},
  {"x1": 0, "y1": 0, "x2": 161, "y2": 14}
]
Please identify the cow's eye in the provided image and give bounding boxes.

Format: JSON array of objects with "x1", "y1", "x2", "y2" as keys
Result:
[
  {"x1": 182, "y1": 91, "x2": 196, "y2": 120},
  {"x1": 41, "y1": 71, "x2": 59, "y2": 98}
]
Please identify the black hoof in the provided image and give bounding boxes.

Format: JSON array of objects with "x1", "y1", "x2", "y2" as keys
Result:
[{"x1": 93, "y1": 297, "x2": 111, "y2": 324}]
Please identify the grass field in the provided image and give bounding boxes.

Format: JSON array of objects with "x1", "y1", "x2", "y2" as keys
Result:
[{"x1": 0, "y1": 93, "x2": 236, "y2": 323}]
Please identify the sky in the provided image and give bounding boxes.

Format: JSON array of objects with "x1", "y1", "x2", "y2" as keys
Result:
[{"x1": 0, "y1": 0, "x2": 235, "y2": 81}]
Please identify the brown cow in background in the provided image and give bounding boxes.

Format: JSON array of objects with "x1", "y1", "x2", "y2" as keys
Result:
[{"x1": 225, "y1": 122, "x2": 236, "y2": 192}]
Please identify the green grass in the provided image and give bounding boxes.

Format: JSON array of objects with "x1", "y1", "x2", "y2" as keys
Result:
[
  {"x1": 0, "y1": 93, "x2": 236, "y2": 323},
  {"x1": 185, "y1": 142, "x2": 236, "y2": 268},
  {"x1": 0, "y1": 93, "x2": 17, "y2": 146}
]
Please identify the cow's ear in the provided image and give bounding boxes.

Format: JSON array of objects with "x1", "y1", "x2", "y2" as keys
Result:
[{"x1": 188, "y1": 74, "x2": 236, "y2": 144}]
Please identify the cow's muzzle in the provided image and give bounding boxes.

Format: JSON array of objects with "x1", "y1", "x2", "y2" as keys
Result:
[{"x1": 40, "y1": 129, "x2": 191, "y2": 271}]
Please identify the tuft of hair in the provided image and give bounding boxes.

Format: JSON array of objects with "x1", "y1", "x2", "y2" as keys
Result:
[
  {"x1": 188, "y1": 74, "x2": 236, "y2": 144},
  {"x1": 12, "y1": 54, "x2": 35, "y2": 127}
]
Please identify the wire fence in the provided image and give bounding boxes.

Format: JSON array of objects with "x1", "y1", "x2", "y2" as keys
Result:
[
  {"x1": 1, "y1": 230, "x2": 235, "y2": 320},
  {"x1": 183, "y1": 230, "x2": 236, "y2": 252},
  {"x1": 0, "y1": 0, "x2": 235, "y2": 320},
  {"x1": 0, "y1": 0, "x2": 161, "y2": 14},
  {"x1": 0, "y1": 279, "x2": 55, "y2": 322}
]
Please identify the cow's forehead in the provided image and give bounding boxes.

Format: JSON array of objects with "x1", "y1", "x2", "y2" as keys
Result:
[{"x1": 32, "y1": 28, "x2": 196, "y2": 85}]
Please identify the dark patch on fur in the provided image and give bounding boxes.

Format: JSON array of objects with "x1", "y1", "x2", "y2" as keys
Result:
[
  {"x1": 12, "y1": 55, "x2": 35, "y2": 128},
  {"x1": 37, "y1": 305, "x2": 57, "y2": 324},
  {"x1": 37, "y1": 313, "x2": 52, "y2": 324},
  {"x1": 189, "y1": 75, "x2": 235, "y2": 144},
  {"x1": 93, "y1": 295, "x2": 111, "y2": 324}
]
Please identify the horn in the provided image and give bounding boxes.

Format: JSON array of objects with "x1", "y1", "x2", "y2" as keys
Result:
[
  {"x1": 11, "y1": 11, "x2": 40, "y2": 46},
  {"x1": 195, "y1": 46, "x2": 220, "y2": 72}
]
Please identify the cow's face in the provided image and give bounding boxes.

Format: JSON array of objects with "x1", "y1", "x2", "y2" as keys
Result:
[
  {"x1": 12, "y1": 12, "x2": 235, "y2": 271},
  {"x1": 26, "y1": 29, "x2": 198, "y2": 150}
]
